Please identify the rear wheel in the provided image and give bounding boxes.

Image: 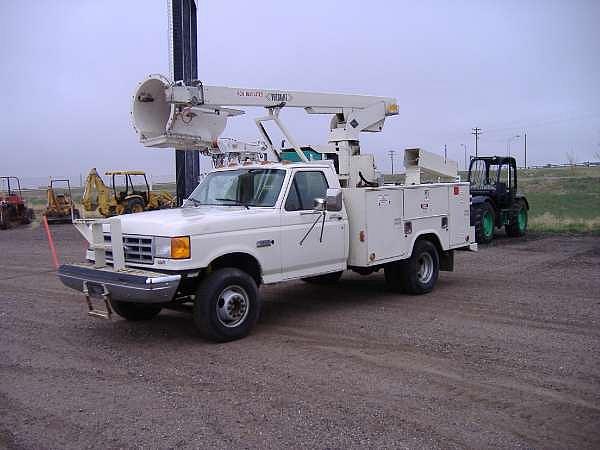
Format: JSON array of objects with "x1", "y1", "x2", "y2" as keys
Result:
[
  {"x1": 506, "y1": 200, "x2": 528, "y2": 237},
  {"x1": 21, "y1": 208, "x2": 33, "y2": 224},
  {"x1": 0, "y1": 207, "x2": 7, "y2": 229},
  {"x1": 302, "y1": 271, "x2": 343, "y2": 284},
  {"x1": 474, "y1": 202, "x2": 495, "y2": 244},
  {"x1": 385, "y1": 239, "x2": 439, "y2": 295},
  {"x1": 110, "y1": 300, "x2": 162, "y2": 321},
  {"x1": 193, "y1": 268, "x2": 260, "y2": 342}
]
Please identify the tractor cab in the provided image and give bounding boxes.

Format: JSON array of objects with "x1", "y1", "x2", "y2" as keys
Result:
[
  {"x1": 0, "y1": 176, "x2": 34, "y2": 229},
  {"x1": 106, "y1": 171, "x2": 151, "y2": 210},
  {"x1": 0, "y1": 176, "x2": 25, "y2": 205},
  {"x1": 45, "y1": 179, "x2": 80, "y2": 223},
  {"x1": 467, "y1": 156, "x2": 529, "y2": 243},
  {"x1": 468, "y1": 156, "x2": 518, "y2": 208}
]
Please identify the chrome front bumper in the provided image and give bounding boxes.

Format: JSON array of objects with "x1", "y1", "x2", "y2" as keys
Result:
[{"x1": 58, "y1": 264, "x2": 181, "y2": 304}]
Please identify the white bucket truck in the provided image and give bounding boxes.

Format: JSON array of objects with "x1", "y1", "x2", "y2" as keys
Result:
[{"x1": 57, "y1": 75, "x2": 476, "y2": 342}]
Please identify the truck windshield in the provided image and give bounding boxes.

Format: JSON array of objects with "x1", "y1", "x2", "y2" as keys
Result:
[{"x1": 186, "y1": 168, "x2": 286, "y2": 207}]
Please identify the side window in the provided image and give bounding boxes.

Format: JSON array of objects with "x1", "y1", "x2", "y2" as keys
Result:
[
  {"x1": 285, "y1": 182, "x2": 301, "y2": 211},
  {"x1": 497, "y1": 164, "x2": 515, "y2": 190},
  {"x1": 285, "y1": 171, "x2": 329, "y2": 211}
]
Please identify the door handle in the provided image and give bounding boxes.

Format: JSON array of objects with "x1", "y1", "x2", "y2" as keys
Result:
[{"x1": 328, "y1": 215, "x2": 343, "y2": 221}]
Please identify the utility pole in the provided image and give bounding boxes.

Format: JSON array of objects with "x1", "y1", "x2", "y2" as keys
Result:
[
  {"x1": 388, "y1": 150, "x2": 396, "y2": 174},
  {"x1": 524, "y1": 133, "x2": 527, "y2": 168},
  {"x1": 460, "y1": 144, "x2": 467, "y2": 171},
  {"x1": 170, "y1": 0, "x2": 200, "y2": 205},
  {"x1": 472, "y1": 127, "x2": 481, "y2": 157},
  {"x1": 444, "y1": 144, "x2": 447, "y2": 163}
]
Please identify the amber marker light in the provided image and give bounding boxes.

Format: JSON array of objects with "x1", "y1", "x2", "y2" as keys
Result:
[{"x1": 171, "y1": 236, "x2": 190, "y2": 259}]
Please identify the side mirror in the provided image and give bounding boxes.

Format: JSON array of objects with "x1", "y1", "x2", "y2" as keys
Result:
[
  {"x1": 313, "y1": 197, "x2": 326, "y2": 211},
  {"x1": 326, "y1": 188, "x2": 342, "y2": 211}
]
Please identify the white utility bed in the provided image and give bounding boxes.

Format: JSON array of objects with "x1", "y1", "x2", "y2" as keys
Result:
[{"x1": 343, "y1": 182, "x2": 472, "y2": 267}]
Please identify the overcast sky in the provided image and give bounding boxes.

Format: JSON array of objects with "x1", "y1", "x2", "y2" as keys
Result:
[{"x1": 1, "y1": 0, "x2": 599, "y2": 185}]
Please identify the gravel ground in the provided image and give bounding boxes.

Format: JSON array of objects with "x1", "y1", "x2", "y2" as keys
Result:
[{"x1": 1, "y1": 224, "x2": 599, "y2": 449}]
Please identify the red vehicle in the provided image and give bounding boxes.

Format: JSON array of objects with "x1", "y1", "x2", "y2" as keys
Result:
[{"x1": 0, "y1": 176, "x2": 34, "y2": 229}]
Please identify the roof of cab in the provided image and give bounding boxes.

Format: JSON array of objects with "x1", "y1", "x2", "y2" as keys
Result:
[{"x1": 212, "y1": 161, "x2": 332, "y2": 171}]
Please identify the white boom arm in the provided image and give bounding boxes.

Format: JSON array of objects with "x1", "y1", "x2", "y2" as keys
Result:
[
  {"x1": 166, "y1": 82, "x2": 397, "y2": 113},
  {"x1": 131, "y1": 74, "x2": 398, "y2": 186}
]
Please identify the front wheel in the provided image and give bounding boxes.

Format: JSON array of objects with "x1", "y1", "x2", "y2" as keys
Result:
[
  {"x1": 385, "y1": 239, "x2": 439, "y2": 295},
  {"x1": 193, "y1": 268, "x2": 260, "y2": 342},
  {"x1": 110, "y1": 300, "x2": 162, "y2": 321},
  {"x1": 124, "y1": 198, "x2": 145, "y2": 214},
  {"x1": 506, "y1": 200, "x2": 528, "y2": 237},
  {"x1": 474, "y1": 202, "x2": 495, "y2": 244}
]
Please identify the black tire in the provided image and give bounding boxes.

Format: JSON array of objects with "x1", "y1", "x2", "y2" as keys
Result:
[
  {"x1": 110, "y1": 300, "x2": 162, "y2": 321},
  {"x1": 385, "y1": 239, "x2": 439, "y2": 295},
  {"x1": 0, "y1": 207, "x2": 7, "y2": 229},
  {"x1": 193, "y1": 268, "x2": 260, "y2": 342},
  {"x1": 473, "y1": 202, "x2": 495, "y2": 244},
  {"x1": 124, "y1": 198, "x2": 145, "y2": 214},
  {"x1": 301, "y1": 271, "x2": 343, "y2": 284},
  {"x1": 21, "y1": 208, "x2": 33, "y2": 225},
  {"x1": 506, "y1": 200, "x2": 528, "y2": 237}
]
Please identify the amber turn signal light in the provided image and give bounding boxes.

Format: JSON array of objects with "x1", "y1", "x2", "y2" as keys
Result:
[{"x1": 171, "y1": 236, "x2": 190, "y2": 259}]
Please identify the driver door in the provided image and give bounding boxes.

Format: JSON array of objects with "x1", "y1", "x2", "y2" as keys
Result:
[
  {"x1": 497, "y1": 163, "x2": 515, "y2": 207},
  {"x1": 280, "y1": 170, "x2": 347, "y2": 280}
]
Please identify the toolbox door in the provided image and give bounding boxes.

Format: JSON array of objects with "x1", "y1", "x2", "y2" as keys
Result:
[{"x1": 449, "y1": 184, "x2": 470, "y2": 246}]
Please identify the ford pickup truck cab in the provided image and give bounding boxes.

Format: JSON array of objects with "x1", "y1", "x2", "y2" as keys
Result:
[{"x1": 58, "y1": 160, "x2": 475, "y2": 342}]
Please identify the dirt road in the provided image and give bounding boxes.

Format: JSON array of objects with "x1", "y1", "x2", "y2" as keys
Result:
[{"x1": 1, "y1": 224, "x2": 599, "y2": 449}]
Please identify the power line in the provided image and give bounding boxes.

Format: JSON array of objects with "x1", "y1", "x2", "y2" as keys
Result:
[{"x1": 388, "y1": 150, "x2": 396, "y2": 174}]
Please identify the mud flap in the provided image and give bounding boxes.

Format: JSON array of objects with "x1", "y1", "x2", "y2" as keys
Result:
[{"x1": 440, "y1": 250, "x2": 454, "y2": 272}]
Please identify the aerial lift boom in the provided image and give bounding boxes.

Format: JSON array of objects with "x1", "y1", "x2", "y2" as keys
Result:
[{"x1": 131, "y1": 75, "x2": 399, "y2": 187}]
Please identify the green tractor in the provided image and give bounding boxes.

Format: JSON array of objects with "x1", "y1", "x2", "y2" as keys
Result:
[{"x1": 468, "y1": 156, "x2": 529, "y2": 244}]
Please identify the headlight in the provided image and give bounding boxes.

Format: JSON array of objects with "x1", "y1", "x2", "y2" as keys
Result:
[{"x1": 154, "y1": 236, "x2": 190, "y2": 259}]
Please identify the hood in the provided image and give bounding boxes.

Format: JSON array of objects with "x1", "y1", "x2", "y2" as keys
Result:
[{"x1": 111, "y1": 206, "x2": 278, "y2": 236}]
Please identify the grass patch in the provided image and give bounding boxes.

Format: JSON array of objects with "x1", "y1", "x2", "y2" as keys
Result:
[
  {"x1": 529, "y1": 212, "x2": 600, "y2": 233},
  {"x1": 520, "y1": 167, "x2": 600, "y2": 232}
]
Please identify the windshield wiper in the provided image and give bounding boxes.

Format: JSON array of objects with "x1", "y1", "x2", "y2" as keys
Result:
[{"x1": 215, "y1": 198, "x2": 250, "y2": 209}]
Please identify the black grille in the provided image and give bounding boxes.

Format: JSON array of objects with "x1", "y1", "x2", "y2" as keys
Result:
[{"x1": 104, "y1": 234, "x2": 154, "y2": 265}]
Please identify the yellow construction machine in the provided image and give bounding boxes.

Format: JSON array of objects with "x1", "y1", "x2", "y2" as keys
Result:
[
  {"x1": 44, "y1": 179, "x2": 80, "y2": 224},
  {"x1": 81, "y1": 168, "x2": 174, "y2": 217}
]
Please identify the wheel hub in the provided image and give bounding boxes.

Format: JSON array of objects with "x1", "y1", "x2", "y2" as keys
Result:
[
  {"x1": 482, "y1": 211, "x2": 493, "y2": 237},
  {"x1": 417, "y1": 253, "x2": 434, "y2": 284},
  {"x1": 216, "y1": 286, "x2": 249, "y2": 327}
]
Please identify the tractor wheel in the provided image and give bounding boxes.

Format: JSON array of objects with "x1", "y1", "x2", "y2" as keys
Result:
[
  {"x1": 506, "y1": 200, "x2": 528, "y2": 237},
  {"x1": 474, "y1": 202, "x2": 495, "y2": 244},
  {"x1": 21, "y1": 208, "x2": 33, "y2": 225},
  {"x1": 110, "y1": 300, "x2": 162, "y2": 321},
  {"x1": 124, "y1": 198, "x2": 145, "y2": 214},
  {"x1": 0, "y1": 208, "x2": 7, "y2": 229},
  {"x1": 302, "y1": 271, "x2": 343, "y2": 284}
]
